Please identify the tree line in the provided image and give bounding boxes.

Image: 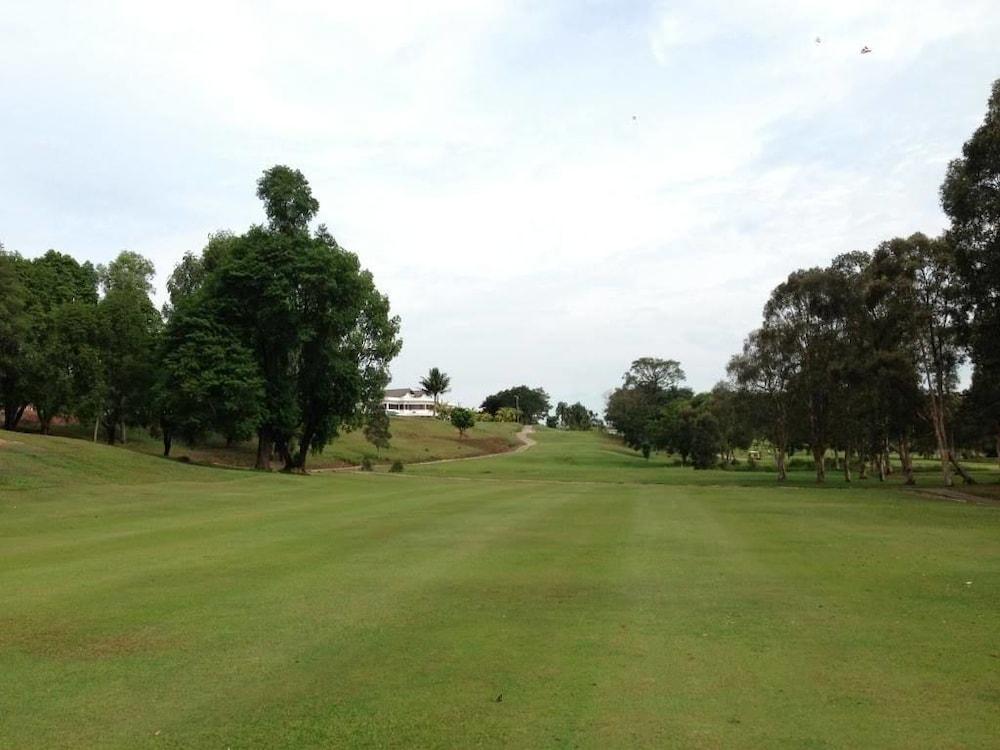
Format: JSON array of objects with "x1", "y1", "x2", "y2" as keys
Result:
[
  {"x1": 0, "y1": 166, "x2": 401, "y2": 472},
  {"x1": 606, "y1": 79, "x2": 1000, "y2": 485}
]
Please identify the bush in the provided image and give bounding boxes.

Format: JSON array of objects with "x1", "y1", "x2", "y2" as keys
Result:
[
  {"x1": 389, "y1": 460, "x2": 404, "y2": 473},
  {"x1": 360, "y1": 456, "x2": 374, "y2": 472},
  {"x1": 545, "y1": 416, "x2": 558, "y2": 428}
]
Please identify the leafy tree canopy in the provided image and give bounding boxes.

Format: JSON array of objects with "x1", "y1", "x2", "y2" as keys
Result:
[{"x1": 481, "y1": 385, "x2": 550, "y2": 423}]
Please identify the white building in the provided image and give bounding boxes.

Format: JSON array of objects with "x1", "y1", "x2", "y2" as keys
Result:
[{"x1": 381, "y1": 388, "x2": 437, "y2": 417}]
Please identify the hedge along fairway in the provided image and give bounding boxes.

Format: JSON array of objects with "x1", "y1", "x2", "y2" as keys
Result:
[{"x1": 1, "y1": 431, "x2": 998, "y2": 748}]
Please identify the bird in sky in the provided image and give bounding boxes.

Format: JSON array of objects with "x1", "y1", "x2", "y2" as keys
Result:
[
  {"x1": 815, "y1": 36, "x2": 822, "y2": 44},
  {"x1": 861, "y1": 45, "x2": 872, "y2": 54}
]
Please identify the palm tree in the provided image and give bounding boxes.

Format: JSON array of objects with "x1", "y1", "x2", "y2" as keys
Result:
[{"x1": 420, "y1": 367, "x2": 451, "y2": 416}]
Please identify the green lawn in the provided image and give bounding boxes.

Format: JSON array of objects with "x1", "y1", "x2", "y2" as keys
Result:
[{"x1": 2, "y1": 430, "x2": 998, "y2": 748}]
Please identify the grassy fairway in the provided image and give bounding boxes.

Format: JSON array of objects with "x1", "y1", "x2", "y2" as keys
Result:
[{"x1": 2, "y1": 431, "x2": 998, "y2": 748}]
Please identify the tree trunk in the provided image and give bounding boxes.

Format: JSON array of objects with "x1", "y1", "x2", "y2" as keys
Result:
[
  {"x1": 3, "y1": 402, "x2": 27, "y2": 430},
  {"x1": 928, "y1": 393, "x2": 953, "y2": 487},
  {"x1": 876, "y1": 452, "x2": 885, "y2": 482},
  {"x1": 163, "y1": 430, "x2": 173, "y2": 457},
  {"x1": 773, "y1": 413, "x2": 788, "y2": 481},
  {"x1": 949, "y1": 453, "x2": 976, "y2": 485},
  {"x1": 276, "y1": 436, "x2": 294, "y2": 472},
  {"x1": 843, "y1": 445, "x2": 852, "y2": 483},
  {"x1": 103, "y1": 413, "x2": 117, "y2": 445},
  {"x1": 39, "y1": 415, "x2": 52, "y2": 435},
  {"x1": 859, "y1": 454, "x2": 868, "y2": 480},
  {"x1": 883, "y1": 439, "x2": 893, "y2": 476},
  {"x1": 812, "y1": 444, "x2": 826, "y2": 483},
  {"x1": 996, "y1": 432, "x2": 1000, "y2": 469},
  {"x1": 255, "y1": 429, "x2": 273, "y2": 471},
  {"x1": 289, "y1": 427, "x2": 315, "y2": 474},
  {"x1": 899, "y1": 436, "x2": 915, "y2": 486}
]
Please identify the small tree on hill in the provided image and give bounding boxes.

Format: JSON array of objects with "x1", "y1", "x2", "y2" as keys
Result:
[
  {"x1": 364, "y1": 408, "x2": 392, "y2": 457},
  {"x1": 450, "y1": 407, "x2": 475, "y2": 437}
]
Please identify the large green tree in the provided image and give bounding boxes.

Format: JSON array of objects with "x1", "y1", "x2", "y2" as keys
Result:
[
  {"x1": 858, "y1": 243, "x2": 927, "y2": 484},
  {"x1": 605, "y1": 358, "x2": 691, "y2": 457},
  {"x1": 763, "y1": 266, "x2": 854, "y2": 482},
  {"x1": 707, "y1": 382, "x2": 753, "y2": 464},
  {"x1": 689, "y1": 410, "x2": 723, "y2": 470},
  {"x1": 555, "y1": 401, "x2": 594, "y2": 430},
  {"x1": 941, "y1": 79, "x2": 1000, "y2": 388},
  {"x1": 480, "y1": 385, "x2": 550, "y2": 424},
  {"x1": 893, "y1": 234, "x2": 973, "y2": 485},
  {"x1": 622, "y1": 357, "x2": 686, "y2": 393},
  {"x1": 727, "y1": 327, "x2": 798, "y2": 480},
  {"x1": 0, "y1": 247, "x2": 31, "y2": 430},
  {"x1": 94, "y1": 252, "x2": 162, "y2": 444},
  {"x1": 187, "y1": 166, "x2": 401, "y2": 471},
  {"x1": 156, "y1": 302, "x2": 264, "y2": 456},
  {"x1": 22, "y1": 251, "x2": 101, "y2": 434}
]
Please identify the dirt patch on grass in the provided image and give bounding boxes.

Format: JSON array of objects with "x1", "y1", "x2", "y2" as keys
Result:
[
  {"x1": 0, "y1": 619, "x2": 173, "y2": 660},
  {"x1": 459, "y1": 434, "x2": 518, "y2": 454},
  {"x1": 905, "y1": 486, "x2": 1000, "y2": 508}
]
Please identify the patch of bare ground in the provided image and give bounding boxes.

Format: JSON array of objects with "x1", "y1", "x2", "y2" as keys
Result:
[
  {"x1": 905, "y1": 486, "x2": 1000, "y2": 507},
  {"x1": 0, "y1": 618, "x2": 174, "y2": 660},
  {"x1": 401, "y1": 425, "x2": 535, "y2": 466}
]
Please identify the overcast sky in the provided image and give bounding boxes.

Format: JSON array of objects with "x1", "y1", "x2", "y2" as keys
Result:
[{"x1": 2, "y1": 1, "x2": 998, "y2": 411}]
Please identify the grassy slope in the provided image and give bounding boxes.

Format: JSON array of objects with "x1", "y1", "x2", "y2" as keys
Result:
[
  {"x1": 26, "y1": 417, "x2": 522, "y2": 469},
  {"x1": 1, "y1": 431, "x2": 998, "y2": 748}
]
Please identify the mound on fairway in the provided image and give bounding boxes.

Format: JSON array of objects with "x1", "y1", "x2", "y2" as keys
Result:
[{"x1": 1, "y1": 430, "x2": 998, "y2": 748}]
